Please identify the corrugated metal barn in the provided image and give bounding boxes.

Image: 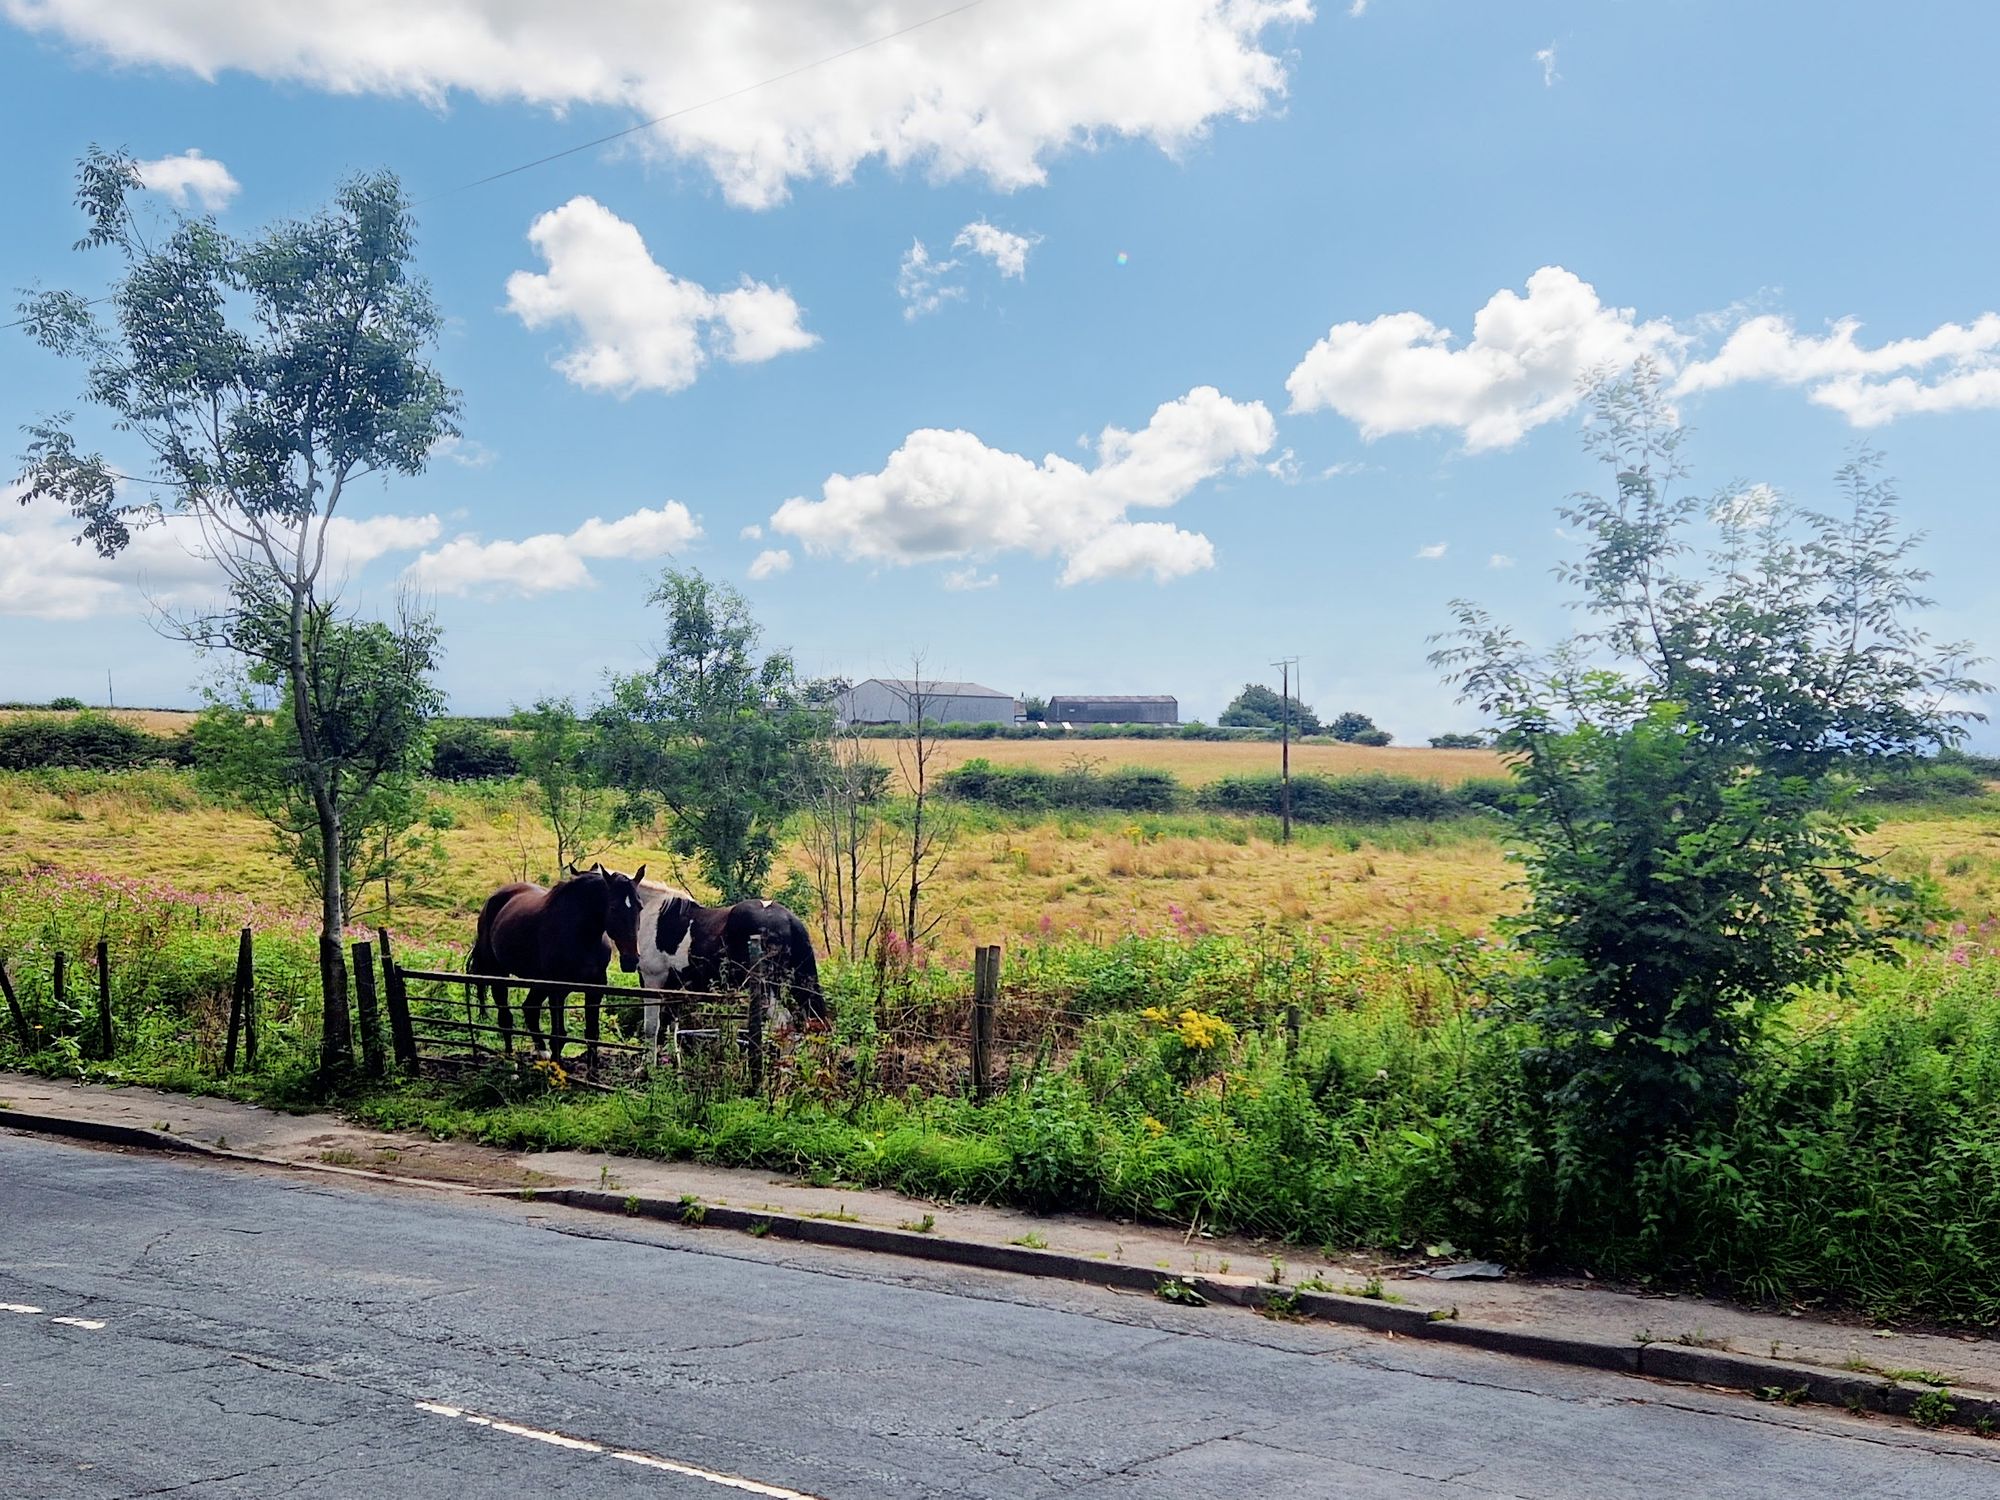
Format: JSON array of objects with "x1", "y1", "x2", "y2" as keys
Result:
[
  {"x1": 1047, "y1": 695, "x2": 1179, "y2": 725},
  {"x1": 839, "y1": 678, "x2": 1018, "y2": 726}
]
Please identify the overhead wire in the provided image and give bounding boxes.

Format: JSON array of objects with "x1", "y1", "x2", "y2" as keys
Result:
[{"x1": 2, "y1": 2, "x2": 986, "y2": 331}]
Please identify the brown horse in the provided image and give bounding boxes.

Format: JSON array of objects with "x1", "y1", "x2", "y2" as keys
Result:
[{"x1": 468, "y1": 863, "x2": 647, "y2": 1062}]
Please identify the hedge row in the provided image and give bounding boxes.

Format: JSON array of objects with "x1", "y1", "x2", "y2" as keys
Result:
[
  {"x1": 849, "y1": 720, "x2": 1274, "y2": 742},
  {"x1": 0, "y1": 714, "x2": 192, "y2": 771},
  {"x1": 936, "y1": 756, "x2": 1517, "y2": 821}
]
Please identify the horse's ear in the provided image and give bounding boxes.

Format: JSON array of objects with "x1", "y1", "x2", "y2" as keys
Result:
[
  {"x1": 633, "y1": 864, "x2": 646, "y2": 883},
  {"x1": 591, "y1": 861, "x2": 605, "y2": 875}
]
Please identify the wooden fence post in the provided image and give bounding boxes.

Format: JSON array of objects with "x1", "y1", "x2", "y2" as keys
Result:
[
  {"x1": 1285, "y1": 1002, "x2": 1301, "y2": 1052},
  {"x1": 378, "y1": 927, "x2": 417, "y2": 1070},
  {"x1": 223, "y1": 928, "x2": 253, "y2": 1074},
  {"x1": 243, "y1": 929, "x2": 259, "y2": 1070},
  {"x1": 52, "y1": 950, "x2": 67, "y2": 1025},
  {"x1": 95, "y1": 939, "x2": 113, "y2": 1059},
  {"x1": 318, "y1": 936, "x2": 352, "y2": 1083},
  {"x1": 0, "y1": 961, "x2": 28, "y2": 1047},
  {"x1": 970, "y1": 945, "x2": 999, "y2": 1101},
  {"x1": 351, "y1": 939, "x2": 383, "y2": 1079},
  {"x1": 745, "y1": 934, "x2": 766, "y2": 1096}
]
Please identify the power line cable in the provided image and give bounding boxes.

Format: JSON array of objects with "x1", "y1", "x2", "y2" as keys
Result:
[
  {"x1": 415, "y1": 0, "x2": 986, "y2": 205},
  {"x1": 3, "y1": 2, "x2": 984, "y2": 329}
]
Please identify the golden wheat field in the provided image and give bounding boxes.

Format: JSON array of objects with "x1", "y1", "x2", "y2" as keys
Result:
[
  {"x1": 0, "y1": 770, "x2": 1517, "y2": 952},
  {"x1": 858, "y1": 736, "x2": 1511, "y2": 787},
  {"x1": 5, "y1": 767, "x2": 2000, "y2": 959}
]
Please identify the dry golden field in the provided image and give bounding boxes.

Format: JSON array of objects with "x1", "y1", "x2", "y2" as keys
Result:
[
  {"x1": 858, "y1": 736, "x2": 1510, "y2": 787},
  {"x1": 0, "y1": 770, "x2": 1514, "y2": 952},
  {"x1": 5, "y1": 769, "x2": 1998, "y2": 960}
]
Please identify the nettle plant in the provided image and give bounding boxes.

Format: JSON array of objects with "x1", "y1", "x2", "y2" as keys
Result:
[{"x1": 1433, "y1": 364, "x2": 1984, "y2": 1153}]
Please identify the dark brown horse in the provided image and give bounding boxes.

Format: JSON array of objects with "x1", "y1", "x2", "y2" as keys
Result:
[{"x1": 469, "y1": 863, "x2": 647, "y2": 1062}]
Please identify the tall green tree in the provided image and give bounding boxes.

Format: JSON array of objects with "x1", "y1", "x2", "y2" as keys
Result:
[
  {"x1": 1433, "y1": 363, "x2": 1983, "y2": 1160},
  {"x1": 596, "y1": 568, "x2": 834, "y2": 899},
  {"x1": 1219, "y1": 683, "x2": 1321, "y2": 736},
  {"x1": 191, "y1": 605, "x2": 446, "y2": 925},
  {"x1": 16, "y1": 150, "x2": 459, "y2": 992},
  {"x1": 512, "y1": 695, "x2": 610, "y2": 879}
]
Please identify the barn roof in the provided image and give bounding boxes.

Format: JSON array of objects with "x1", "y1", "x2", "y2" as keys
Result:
[
  {"x1": 859, "y1": 678, "x2": 1014, "y2": 699},
  {"x1": 1049, "y1": 694, "x2": 1178, "y2": 704}
]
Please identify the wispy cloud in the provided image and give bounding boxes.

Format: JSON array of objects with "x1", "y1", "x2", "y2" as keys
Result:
[
  {"x1": 1535, "y1": 43, "x2": 1560, "y2": 88},
  {"x1": 1416, "y1": 542, "x2": 1447, "y2": 560},
  {"x1": 135, "y1": 149, "x2": 239, "y2": 209}
]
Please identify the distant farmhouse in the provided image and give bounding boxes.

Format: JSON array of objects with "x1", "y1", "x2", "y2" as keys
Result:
[
  {"x1": 1047, "y1": 694, "x2": 1179, "y2": 726},
  {"x1": 838, "y1": 678, "x2": 1019, "y2": 726}
]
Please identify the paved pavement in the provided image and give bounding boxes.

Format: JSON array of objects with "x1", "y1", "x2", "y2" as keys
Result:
[
  {"x1": 5, "y1": 1133, "x2": 2000, "y2": 1498},
  {"x1": 6, "y1": 1070, "x2": 1998, "y2": 1404}
]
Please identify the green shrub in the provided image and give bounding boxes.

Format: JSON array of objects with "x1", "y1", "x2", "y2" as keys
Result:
[
  {"x1": 0, "y1": 713, "x2": 176, "y2": 771},
  {"x1": 430, "y1": 721, "x2": 519, "y2": 781},
  {"x1": 1197, "y1": 773, "x2": 1462, "y2": 822},
  {"x1": 1856, "y1": 761, "x2": 1987, "y2": 803},
  {"x1": 46, "y1": 696, "x2": 88, "y2": 711}
]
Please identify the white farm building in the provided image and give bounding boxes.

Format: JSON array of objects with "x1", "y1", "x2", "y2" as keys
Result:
[{"x1": 838, "y1": 678, "x2": 1019, "y2": 727}]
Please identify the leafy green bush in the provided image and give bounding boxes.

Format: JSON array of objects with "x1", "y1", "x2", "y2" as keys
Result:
[
  {"x1": 1855, "y1": 761, "x2": 1987, "y2": 803},
  {"x1": 851, "y1": 721, "x2": 1270, "y2": 742},
  {"x1": 940, "y1": 760, "x2": 1491, "y2": 822},
  {"x1": 0, "y1": 713, "x2": 177, "y2": 771},
  {"x1": 1196, "y1": 772, "x2": 1462, "y2": 822},
  {"x1": 430, "y1": 721, "x2": 519, "y2": 780},
  {"x1": 47, "y1": 696, "x2": 88, "y2": 711}
]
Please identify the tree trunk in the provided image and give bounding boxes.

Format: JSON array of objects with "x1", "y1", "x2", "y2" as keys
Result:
[{"x1": 284, "y1": 571, "x2": 352, "y2": 1081}]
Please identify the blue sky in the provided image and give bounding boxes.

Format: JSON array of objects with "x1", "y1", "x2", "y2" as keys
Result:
[{"x1": 4, "y1": 1, "x2": 1998, "y2": 742}]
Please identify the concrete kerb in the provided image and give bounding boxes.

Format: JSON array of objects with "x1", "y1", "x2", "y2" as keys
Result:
[
  {"x1": 5, "y1": 1105, "x2": 1994, "y2": 1436},
  {"x1": 513, "y1": 1186, "x2": 1995, "y2": 1431},
  {"x1": 0, "y1": 1107, "x2": 212, "y2": 1157}
]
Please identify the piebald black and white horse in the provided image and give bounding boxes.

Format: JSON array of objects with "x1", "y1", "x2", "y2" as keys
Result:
[
  {"x1": 634, "y1": 887, "x2": 827, "y2": 1061},
  {"x1": 468, "y1": 863, "x2": 647, "y2": 1062}
]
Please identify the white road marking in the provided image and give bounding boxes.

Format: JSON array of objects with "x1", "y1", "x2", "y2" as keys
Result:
[
  {"x1": 0, "y1": 1303, "x2": 43, "y2": 1315},
  {"x1": 50, "y1": 1316, "x2": 107, "y2": 1330},
  {"x1": 415, "y1": 1401, "x2": 826, "y2": 1498}
]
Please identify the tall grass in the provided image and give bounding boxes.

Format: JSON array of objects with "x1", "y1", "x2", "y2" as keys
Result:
[{"x1": 13, "y1": 855, "x2": 2000, "y2": 1321}]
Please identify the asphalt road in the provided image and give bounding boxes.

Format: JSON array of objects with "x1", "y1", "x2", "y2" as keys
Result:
[{"x1": 3, "y1": 1133, "x2": 1996, "y2": 1499}]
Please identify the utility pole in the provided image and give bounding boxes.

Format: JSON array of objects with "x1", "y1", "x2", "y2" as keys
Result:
[{"x1": 1271, "y1": 656, "x2": 1298, "y2": 844}]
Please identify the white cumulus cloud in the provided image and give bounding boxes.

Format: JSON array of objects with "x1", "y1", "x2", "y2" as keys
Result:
[
  {"x1": 1673, "y1": 313, "x2": 2000, "y2": 427},
  {"x1": 134, "y1": 149, "x2": 239, "y2": 209},
  {"x1": 1487, "y1": 552, "x2": 1514, "y2": 569},
  {"x1": 943, "y1": 566, "x2": 999, "y2": 591},
  {"x1": 1286, "y1": 267, "x2": 1684, "y2": 450},
  {"x1": 8, "y1": 0, "x2": 1315, "y2": 209},
  {"x1": 770, "y1": 385, "x2": 1274, "y2": 585},
  {"x1": 747, "y1": 547, "x2": 792, "y2": 580},
  {"x1": 952, "y1": 220, "x2": 1039, "y2": 278},
  {"x1": 1415, "y1": 542, "x2": 1447, "y2": 560},
  {"x1": 408, "y1": 502, "x2": 700, "y2": 595},
  {"x1": 1293, "y1": 267, "x2": 2000, "y2": 446},
  {"x1": 0, "y1": 490, "x2": 441, "y2": 620},
  {"x1": 505, "y1": 196, "x2": 814, "y2": 395}
]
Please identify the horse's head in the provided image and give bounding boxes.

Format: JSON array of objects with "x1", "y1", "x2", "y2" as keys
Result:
[
  {"x1": 654, "y1": 894, "x2": 699, "y2": 958},
  {"x1": 592, "y1": 861, "x2": 647, "y2": 972}
]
